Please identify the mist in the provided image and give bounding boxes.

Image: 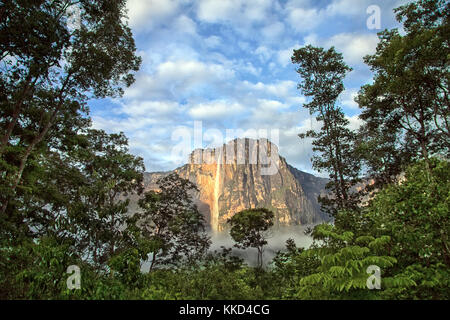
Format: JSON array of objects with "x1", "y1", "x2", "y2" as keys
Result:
[
  {"x1": 140, "y1": 224, "x2": 316, "y2": 272},
  {"x1": 209, "y1": 224, "x2": 316, "y2": 268}
]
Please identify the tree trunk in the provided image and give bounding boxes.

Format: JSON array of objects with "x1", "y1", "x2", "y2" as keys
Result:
[
  {"x1": 257, "y1": 247, "x2": 263, "y2": 269},
  {"x1": 0, "y1": 75, "x2": 37, "y2": 153},
  {"x1": 149, "y1": 252, "x2": 157, "y2": 272},
  {"x1": 0, "y1": 77, "x2": 70, "y2": 214}
]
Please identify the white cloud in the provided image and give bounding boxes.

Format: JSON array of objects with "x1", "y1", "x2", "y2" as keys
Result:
[
  {"x1": 196, "y1": 0, "x2": 271, "y2": 24},
  {"x1": 283, "y1": 0, "x2": 407, "y2": 35},
  {"x1": 92, "y1": 114, "x2": 159, "y2": 132},
  {"x1": 125, "y1": 60, "x2": 235, "y2": 101},
  {"x1": 254, "y1": 46, "x2": 273, "y2": 62},
  {"x1": 204, "y1": 35, "x2": 222, "y2": 48},
  {"x1": 346, "y1": 114, "x2": 364, "y2": 131},
  {"x1": 325, "y1": 0, "x2": 371, "y2": 16},
  {"x1": 174, "y1": 15, "x2": 197, "y2": 35},
  {"x1": 234, "y1": 60, "x2": 261, "y2": 76},
  {"x1": 261, "y1": 21, "x2": 285, "y2": 40},
  {"x1": 339, "y1": 88, "x2": 359, "y2": 110},
  {"x1": 248, "y1": 99, "x2": 289, "y2": 122},
  {"x1": 196, "y1": 0, "x2": 238, "y2": 23},
  {"x1": 119, "y1": 100, "x2": 180, "y2": 117},
  {"x1": 302, "y1": 32, "x2": 379, "y2": 66},
  {"x1": 94, "y1": 0, "x2": 402, "y2": 175},
  {"x1": 157, "y1": 60, "x2": 234, "y2": 83},
  {"x1": 288, "y1": 8, "x2": 323, "y2": 32},
  {"x1": 188, "y1": 100, "x2": 244, "y2": 120},
  {"x1": 242, "y1": 80, "x2": 297, "y2": 100},
  {"x1": 126, "y1": 0, "x2": 180, "y2": 29},
  {"x1": 325, "y1": 33, "x2": 379, "y2": 65},
  {"x1": 277, "y1": 43, "x2": 301, "y2": 67}
]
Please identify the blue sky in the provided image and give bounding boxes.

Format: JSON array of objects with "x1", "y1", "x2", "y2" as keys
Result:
[{"x1": 90, "y1": 0, "x2": 408, "y2": 175}]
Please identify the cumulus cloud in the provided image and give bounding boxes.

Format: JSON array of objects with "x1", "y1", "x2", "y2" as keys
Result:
[
  {"x1": 277, "y1": 43, "x2": 301, "y2": 67},
  {"x1": 173, "y1": 15, "x2": 197, "y2": 35},
  {"x1": 118, "y1": 100, "x2": 180, "y2": 117},
  {"x1": 282, "y1": 0, "x2": 409, "y2": 36},
  {"x1": 302, "y1": 32, "x2": 379, "y2": 66},
  {"x1": 261, "y1": 21, "x2": 285, "y2": 40},
  {"x1": 325, "y1": 33, "x2": 379, "y2": 65},
  {"x1": 287, "y1": 7, "x2": 323, "y2": 32},
  {"x1": 339, "y1": 88, "x2": 360, "y2": 110},
  {"x1": 91, "y1": 0, "x2": 408, "y2": 175},
  {"x1": 188, "y1": 100, "x2": 245, "y2": 120},
  {"x1": 346, "y1": 114, "x2": 364, "y2": 131},
  {"x1": 254, "y1": 46, "x2": 274, "y2": 62},
  {"x1": 242, "y1": 80, "x2": 297, "y2": 100},
  {"x1": 125, "y1": 60, "x2": 235, "y2": 101},
  {"x1": 325, "y1": 0, "x2": 373, "y2": 16},
  {"x1": 126, "y1": 0, "x2": 180, "y2": 29},
  {"x1": 196, "y1": 0, "x2": 239, "y2": 23},
  {"x1": 204, "y1": 35, "x2": 222, "y2": 48},
  {"x1": 196, "y1": 0, "x2": 272, "y2": 24}
]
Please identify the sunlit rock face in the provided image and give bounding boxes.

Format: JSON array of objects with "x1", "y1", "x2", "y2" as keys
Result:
[{"x1": 142, "y1": 138, "x2": 329, "y2": 233}]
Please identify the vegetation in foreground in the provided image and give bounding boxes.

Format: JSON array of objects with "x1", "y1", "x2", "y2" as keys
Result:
[{"x1": 0, "y1": 0, "x2": 449, "y2": 299}]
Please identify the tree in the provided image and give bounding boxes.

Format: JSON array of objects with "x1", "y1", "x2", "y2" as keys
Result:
[
  {"x1": 353, "y1": 118, "x2": 416, "y2": 192},
  {"x1": 0, "y1": 127, "x2": 145, "y2": 269},
  {"x1": 0, "y1": 0, "x2": 141, "y2": 214},
  {"x1": 292, "y1": 45, "x2": 361, "y2": 216},
  {"x1": 356, "y1": 0, "x2": 449, "y2": 182},
  {"x1": 296, "y1": 224, "x2": 397, "y2": 300},
  {"x1": 294, "y1": 158, "x2": 450, "y2": 300},
  {"x1": 227, "y1": 208, "x2": 274, "y2": 269},
  {"x1": 0, "y1": 236, "x2": 80, "y2": 299},
  {"x1": 366, "y1": 158, "x2": 450, "y2": 299},
  {"x1": 68, "y1": 129, "x2": 145, "y2": 268},
  {"x1": 271, "y1": 239, "x2": 321, "y2": 299},
  {"x1": 136, "y1": 173, "x2": 211, "y2": 271}
]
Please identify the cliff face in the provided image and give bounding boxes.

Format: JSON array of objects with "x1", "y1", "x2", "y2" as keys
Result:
[{"x1": 142, "y1": 138, "x2": 329, "y2": 233}]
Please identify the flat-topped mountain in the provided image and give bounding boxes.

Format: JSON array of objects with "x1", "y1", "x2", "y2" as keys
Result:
[{"x1": 142, "y1": 138, "x2": 329, "y2": 232}]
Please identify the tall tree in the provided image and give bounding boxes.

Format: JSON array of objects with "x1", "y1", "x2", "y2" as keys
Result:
[
  {"x1": 136, "y1": 173, "x2": 211, "y2": 271},
  {"x1": 356, "y1": 0, "x2": 449, "y2": 182},
  {"x1": 227, "y1": 208, "x2": 274, "y2": 268},
  {"x1": 292, "y1": 45, "x2": 360, "y2": 217},
  {"x1": 68, "y1": 129, "x2": 145, "y2": 267},
  {"x1": 0, "y1": 0, "x2": 141, "y2": 214}
]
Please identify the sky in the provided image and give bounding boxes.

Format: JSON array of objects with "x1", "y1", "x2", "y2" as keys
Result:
[{"x1": 90, "y1": 0, "x2": 408, "y2": 175}]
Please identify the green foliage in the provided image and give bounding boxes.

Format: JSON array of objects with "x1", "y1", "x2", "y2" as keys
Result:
[
  {"x1": 0, "y1": 0, "x2": 141, "y2": 218},
  {"x1": 292, "y1": 45, "x2": 361, "y2": 216},
  {"x1": 67, "y1": 129, "x2": 145, "y2": 267},
  {"x1": 271, "y1": 239, "x2": 321, "y2": 299},
  {"x1": 367, "y1": 159, "x2": 449, "y2": 266},
  {"x1": 136, "y1": 173, "x2": 211, "y2": 271},
  {"x1": 2, "y1": 158, "x2": 449, "y2": 300},
  {"x1": 382, "y1": 263, "x2": 450, "y2": 299},
  {"x1": 109, "y1": 248, "x2": 143, "y2": 287},
  {"x1": 265, "y1": 159, "x2": 448, "y2": 300},
  {"x1": 0, "y1": 237, "x2": 78, "y2": 299},
  {"x1": 365, "y1": 159, "x2": 450, "y2": 299},
  {"x1": 141, "y1": 263, "x2": 261, "y2": 300},
  {"x1": 0, "y1": 0, "x2": 448, "y2": 301},
  {"x1": 356, "y1": 0, "x2": 449, "y2": 190},
  {"x1": 228, "y1": 208, "x2": 274, "y2": 268},
  {"x1": 282, "y1": 158, "x2": 449, "y2": 300},
  {"x1": 290, "y1": 226, "x2": 396, "y2": 299}
]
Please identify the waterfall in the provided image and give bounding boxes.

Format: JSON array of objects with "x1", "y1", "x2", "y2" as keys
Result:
[{"x1": 213, "y1": 148, "x2": 221, "y2": 233}]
